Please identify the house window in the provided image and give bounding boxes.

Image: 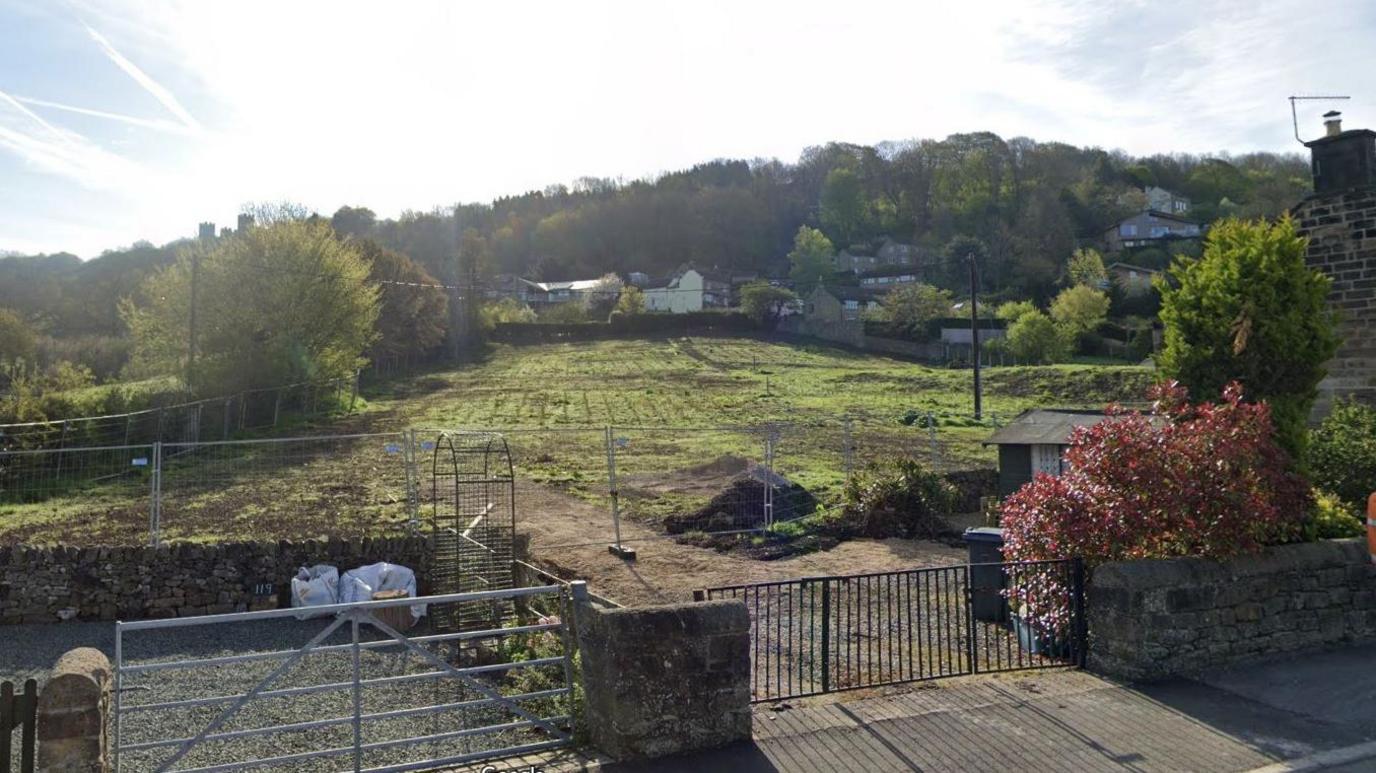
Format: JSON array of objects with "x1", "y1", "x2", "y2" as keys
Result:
[
  {"x1": 1150, "y1": 226, "x2": 1169, "y2": 238},
  {"x1": 1121, "y1": 224, "x2": 1138, "y2": 236}
]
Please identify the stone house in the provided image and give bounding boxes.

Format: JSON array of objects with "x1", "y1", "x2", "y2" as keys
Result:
[
  {"x1": 1105, "y1": 262, "x2": 1160, "y2": 295},
  {"x1": 1293, "y1": 111, "x2": 1376, "y2": 412},
  {"x1": 805, "y1": 285, "x2": 881, "y2": 322},
  {"x1": 644, "y1": 267, "x2": 732, "y2": 313},
  {"x1": 1145, "y1": 185, "x2": 1191, "y2": 215}
]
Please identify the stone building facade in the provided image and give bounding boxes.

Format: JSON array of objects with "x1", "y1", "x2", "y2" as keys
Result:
[{"x1": 1293, "y1": 115, "x2": 1376, "y2": 413}]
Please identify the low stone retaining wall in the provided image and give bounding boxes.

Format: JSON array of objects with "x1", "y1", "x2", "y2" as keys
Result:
[
  {"x1": 0, "y1": 538, "x2": 432, "y2": 624},
  {"x1": 1087, "y1": 539, "x2": 1376, "y2": 680},
  {"x1": 574, "y1": 591, "x2": 751, "y2": 760}
]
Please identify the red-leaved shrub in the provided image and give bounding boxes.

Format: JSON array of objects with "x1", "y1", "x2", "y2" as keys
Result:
[{"x1": 1000, "y1": 381, "x2": 1311, "y2": 633}]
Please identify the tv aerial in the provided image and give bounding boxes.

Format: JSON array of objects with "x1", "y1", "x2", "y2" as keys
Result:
[{"x1": 1290, "y1": 95, "x2": 1351, "y2": 144}]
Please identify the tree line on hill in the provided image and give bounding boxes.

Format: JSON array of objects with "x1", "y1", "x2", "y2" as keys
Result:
[{"x1": 0, "y1": 129, "x2": 1311, "y2": 417}]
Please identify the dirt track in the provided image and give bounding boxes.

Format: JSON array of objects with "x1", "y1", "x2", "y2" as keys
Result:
[{"x1": 513, "y1": 481, "x2": 964, "y2": 606}]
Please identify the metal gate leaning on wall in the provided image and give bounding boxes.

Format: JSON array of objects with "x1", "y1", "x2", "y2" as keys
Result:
[
  {"x1": 703, "y1": 559, "x2": 1087, "y2": 702},
  {"x1": 113, "y1": 585, "x2": 576, "y2": 773}
]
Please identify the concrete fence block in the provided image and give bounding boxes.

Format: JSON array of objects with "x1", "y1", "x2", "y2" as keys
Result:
[{"x1": 37, "y1": 647, "x2": 111, "y2": 773}]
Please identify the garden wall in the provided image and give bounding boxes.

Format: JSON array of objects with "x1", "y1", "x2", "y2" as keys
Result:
[
  {"x1": 0, "y1": 538, "x2": 432, "y2": 624},
  {"x1": 1087, "y1": 538, "x2": 1376, "y2": 681}
]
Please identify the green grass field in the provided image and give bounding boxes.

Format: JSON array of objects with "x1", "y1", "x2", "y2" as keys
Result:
[{"x1": 1, "y1": 337, "x2": 1155, "y2": 545}]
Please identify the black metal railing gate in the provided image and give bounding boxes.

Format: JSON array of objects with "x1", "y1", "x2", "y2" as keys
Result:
[{"x1": 703, "y1": 559, "x2": 1086, "y2": 702}]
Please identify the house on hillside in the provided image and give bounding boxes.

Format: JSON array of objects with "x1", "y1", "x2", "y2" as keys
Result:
[
  {"x1": 1103, "y1": 211, "x2": 1202, "y2": 251},
  {"x1": 1145, "y1": 186, "x2": 1191, "y2": 215},
  {"x1": 644, "y1": 267, "x2": 731, "y2": 313},
  {"x1": 858, "y1": 266, "x2": 921, "y2": 290},
  {"x1": 834, "y1": 240, "x2": 924, "y2": 274},
  {"x1": 805, "y1": 285, "x2": 881, "y2": 322},
  {"x1": 1106, "y1": 262, "x2": 1160, "y2": 295},
  {"x1": 488, "y1": 274, "x2": 545, "y2": 303},
  {"x1": 517, "y1": 277, "x2": 614, "y2": 308}
]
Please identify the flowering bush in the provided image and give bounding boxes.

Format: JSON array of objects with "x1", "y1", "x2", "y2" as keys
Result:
[{"x1": 1001, "y1": 381, "x2": 1312, "y2": 632}]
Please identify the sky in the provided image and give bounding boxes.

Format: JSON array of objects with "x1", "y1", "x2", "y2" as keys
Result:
[{"x1": 1, "y1": 0, "x2": 1373, "y2": 258}]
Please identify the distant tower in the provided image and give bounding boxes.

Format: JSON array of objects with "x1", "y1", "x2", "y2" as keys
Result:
[
  {"x1": 198, "y1": 222, "x2": 215, "y2": 242},
  {"x1": 237, "y1": 213, "x2": 255, "y2": 233}
]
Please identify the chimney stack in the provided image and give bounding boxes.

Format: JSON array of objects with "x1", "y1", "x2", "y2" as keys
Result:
[
  {"x1": 1324, "y1": 110, "x2": 1343, "y2": 137},
  {"x1": 1304, "y1": 115, "x2": 1376, "y2": 196}
]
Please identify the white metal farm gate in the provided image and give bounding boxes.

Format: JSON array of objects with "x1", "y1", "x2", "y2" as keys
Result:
[{"x1": 113, "y1": 585, "x2": 577, "y2": 773}]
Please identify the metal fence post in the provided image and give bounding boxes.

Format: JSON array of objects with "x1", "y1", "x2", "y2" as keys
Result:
[
  {"x1": 965, "y1": 564, "x2": 978, "y2": 675},
  {"x1": 272, "y1": 389, "x2": 282, "y2": 428},
  {"x1": 605, "y1": 427, "x2": 633, "y2": 559},
  {"x1": 1071, "y1": 557, "x2": 1088, "y2": 668},
  {"x1": 820, "y1": 578, "x2": 831, "y2": 694},
  {"x1": 54, "y1": 420, "x2": 69, "y2": 478},
  {"x1": 237, "y1": 393, "x2": 246, "y2": 431},
  {"x1": 222, "y1": 398, "x2": 232, "y2": 440},
  {"x1": 404, "y1": 428, "x2": 420, "y2": 534},
  {"x1": 149, "y1": 441, "x2": 162, "y2": 547},
  {"x1": 351, "y1": 612, "x2": 362, "y2": 772},
  {"x1": 350, "y1": 371, "x2": 360, "y2": 412},
  {"x1": 927, "y1": 411, "x2": 939, "y2": 471},
  {"x1": 763, "y1": 427, "x2": 776, "y2": 529},
  {"x1": 842, "y1": 416, "x2": 854, "y2": 482}
]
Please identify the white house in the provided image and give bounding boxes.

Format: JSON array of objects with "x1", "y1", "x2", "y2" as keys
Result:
[{"x1": 644, "y1": 268, "x2": 731, "y2": 313}]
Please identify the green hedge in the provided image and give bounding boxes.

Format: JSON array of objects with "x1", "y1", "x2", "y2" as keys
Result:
[{"x1": 491, "y1": 311, "x2": 757, "y2": 343}]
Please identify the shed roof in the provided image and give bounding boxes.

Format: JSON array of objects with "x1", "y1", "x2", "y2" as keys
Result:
[{"x1": 983, "y1": 409, "x2": 1113, "y2": 446}]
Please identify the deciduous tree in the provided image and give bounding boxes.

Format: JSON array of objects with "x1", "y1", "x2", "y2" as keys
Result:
[
  {"x1": 122, "y1": 219, "x2": 378, "y2": 394},
  {"x1": 787, "y1": 226, "x2": 835, "y2": 291}
]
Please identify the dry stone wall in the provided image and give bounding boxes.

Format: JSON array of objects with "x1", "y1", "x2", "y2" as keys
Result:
[
  {"x1": 1087, "y1": 539, "x2": 1376, "y2": 681},
  {"x1": 0, "y1": 538, "x2": 431, "y2": 624}
]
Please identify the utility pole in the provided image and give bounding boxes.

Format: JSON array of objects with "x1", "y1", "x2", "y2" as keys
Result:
[
  {"x1": 187, "y1": 249, "x2": 200, "y2": 389},
  {"x1": 969, "y1": 254, "x2": 982, "y2": 421}
]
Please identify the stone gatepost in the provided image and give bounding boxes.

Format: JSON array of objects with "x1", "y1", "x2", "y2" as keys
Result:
[
  {"x1": 37, "y1": 647, "x2": 111, "y2": 772},
  {"x1": 571, "y1": 582, "x2": 752, "y2": 760}
]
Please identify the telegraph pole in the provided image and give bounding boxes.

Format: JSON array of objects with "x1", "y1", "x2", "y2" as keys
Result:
[
  {"x1": 969, "y1": 254, "x2": 982, "y2": 421},
  {"x1": 187, "y1": 249, "x2": 200, "y2": 388}
]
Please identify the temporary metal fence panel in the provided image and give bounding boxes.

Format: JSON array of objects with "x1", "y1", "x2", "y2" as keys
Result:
[
  {"x1": 114, "y1": 585, "x2": 576, "y2": 773},
  {"x1": 607, "y1": 425, "x2": 782, "y2": 536},
  {"x1": 1, "y1": 679, "x2": 37, "y2": 773},
  {"x1": 0, "y1": 376, "x2": 357, "y2": 453},
  {"x1": 159, "y1": 434, "x2": 411, "y2": 545},
  {"x1": 0, "y1": 444, "x2": 157, "y2": 546},
  {"x1": 705, "y1": 559, "x2": 1085, "y2": 702}
]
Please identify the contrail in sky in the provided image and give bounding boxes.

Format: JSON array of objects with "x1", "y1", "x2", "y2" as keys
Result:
[
  {"x1": 84, "y1": 22, "x2": 202, "y2": 130},
  {"x1": 14, "y1": 95, "x2": 199, "y2": 136}
]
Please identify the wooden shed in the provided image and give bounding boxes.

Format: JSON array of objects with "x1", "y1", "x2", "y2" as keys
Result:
[{"x1": 983, "y1": 409, "x2": 1110, "y2": 497}]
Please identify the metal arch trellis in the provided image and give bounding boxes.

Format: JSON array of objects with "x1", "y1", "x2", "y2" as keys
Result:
[{"x1": 428, "y1": 430, "x2": 518, "y2": 631}]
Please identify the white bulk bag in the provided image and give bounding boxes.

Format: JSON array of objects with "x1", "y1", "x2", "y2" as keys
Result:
[
  {"x1": 290, "y1": 564, "x2": 339, "y2": 617},
  {"x1": 339, "y1": 562, "x2": 425, "y2": 619}
]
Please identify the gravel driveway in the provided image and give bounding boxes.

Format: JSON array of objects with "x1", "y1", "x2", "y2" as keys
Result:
[{"x1": 5, "y1": 615, "x2": 572, "y2": 772}]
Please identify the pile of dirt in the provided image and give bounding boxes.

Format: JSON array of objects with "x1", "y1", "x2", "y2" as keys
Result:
[
  {"x1": 943, "y1": 468, "x2": 999, "y2": 513},
  {"x1": 662, "y1": 465, "x2": 817, "y2": 535}
]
